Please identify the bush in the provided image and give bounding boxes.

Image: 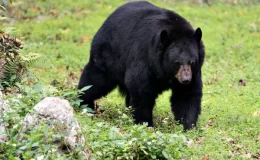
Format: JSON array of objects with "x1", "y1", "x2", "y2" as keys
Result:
[{"x1": 87, "y1": 122, "x2": 187, "y2": 160}]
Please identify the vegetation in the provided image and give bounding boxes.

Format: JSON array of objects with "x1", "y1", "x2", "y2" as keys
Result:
[
  {"x1": 1, "y1": 0, "x2": 260, "y2": 159},
  {"x1": 0, "y1": 32, "x2": 42, "y2": 88}
]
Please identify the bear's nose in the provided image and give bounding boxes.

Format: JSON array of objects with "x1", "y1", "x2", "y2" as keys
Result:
[{"x1": 182, "y1": 79, "x2": 191, "y2": 85}]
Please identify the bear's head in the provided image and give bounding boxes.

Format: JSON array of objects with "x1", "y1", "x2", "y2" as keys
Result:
[{"x1": 161, "y1": 28, "x2": 202, "y2": 85}]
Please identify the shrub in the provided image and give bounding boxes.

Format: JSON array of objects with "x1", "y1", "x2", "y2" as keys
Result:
[{"x1": 87, "y1": 122, "x2": 187, "y2": 160}]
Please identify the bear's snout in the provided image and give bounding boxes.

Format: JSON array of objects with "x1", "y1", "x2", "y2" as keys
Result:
[{"x1": 175, "y1": 64, "x2": 192, "y2": 85}]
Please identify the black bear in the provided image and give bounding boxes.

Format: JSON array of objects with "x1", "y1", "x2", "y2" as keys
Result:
[{"x1": 78, "y1": 1, "x2": 205, "y2": 130}]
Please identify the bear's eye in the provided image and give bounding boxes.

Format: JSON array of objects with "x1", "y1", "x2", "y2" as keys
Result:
[
  {"x1": 174, "y1": 61, "x2": 180, "y2": 65},
  {"x1": 189, "y1": 61, "x2": 195, "y2": 65}
]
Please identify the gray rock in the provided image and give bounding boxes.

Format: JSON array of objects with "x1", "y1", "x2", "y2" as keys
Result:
[
  {"x1": 22, "y1": 97, "x2": 85, "y2": 153},
  {"x1": 0, "y1": 58, "x2": 6, "y2": 80},
  {"x1": 0, "y1": 92, "x2": 8, "y2": 143}
]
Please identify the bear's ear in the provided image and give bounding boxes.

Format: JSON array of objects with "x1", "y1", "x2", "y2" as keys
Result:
[
  {"x1": 194, "y1": 28, "x2": 202, "y2": 42},
  {"x1": 160, "y1": 30, "x2": 170, "y2": 48}
]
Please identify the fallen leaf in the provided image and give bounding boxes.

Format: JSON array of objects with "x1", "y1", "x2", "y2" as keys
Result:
[
  {"x1": 31, "y1": 7, "x2": 38, "y2": 13},
  {"x1": 83, "y1": 148, "x2": 92, "y2": 160},
  {"x1": 50, "y1": 9, "x2": 57, "y2": 16},
  {"x1": 69, "y1": 72, "x2": 78, "y2": 81},
  {"x1": 202, "y1": 156, "x2": 209, "y2": 160},
  {"x1": 94, "y1": 102, "x2": 104, "y2": 114},
  {"x1": 205, "y1": 118, "x2": 215, "y2": 128},
  {"x1": 196, "y1": 137, "x2": 204, "y2": 144},
  {"x1": 252, "y1": 153, "x2": 260, "y2": 159},
  {"x1": 249, "y1": 23, "x2": 257, "y2": 32},
  {"x1": 120, "y1": 129, "x2": 126, "y2": 134},
  {"x1": 185, "y1": 139, "x2": 194, "y2": 147},
  {"x1": 241, "y1": 151, "x2": 251, "y2": 159},
  {"x1": 234, "y1": 144, "x2": 242, "y2": 150},
  {"x1": 76, "y1": 9, "x2": 90, "y2": 15},
  {"x1": 229, "y1": 150, "x2": 237, "y2": 157},
  {"x1": 80, "y1": 35, "x2": 91, "y2": 45},
  {"x1": 253, "y1": 110, "x2": 260, "y2": 117},
  {"x1": 59, "y1": 28, "x2": 70, "y2": 34},
  {"x1": 222, "y1": 137, "x2": 234, "y2": 144},
  {"x1": 238, "y1": 79, "x2": 246, "y2": 86}
]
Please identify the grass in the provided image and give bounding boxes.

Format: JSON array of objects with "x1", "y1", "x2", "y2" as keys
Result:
[{"x1": 1, "y1": 0, "x2": 260, "y2": 159}]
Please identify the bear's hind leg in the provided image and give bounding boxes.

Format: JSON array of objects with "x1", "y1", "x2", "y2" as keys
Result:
[{"x1": 78, "y1": 63, "x2": 116, "y2": 109}]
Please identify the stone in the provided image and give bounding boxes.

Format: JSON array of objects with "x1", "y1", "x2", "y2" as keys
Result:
[
  {"x1": 22, "y1": 97, "x2": 85, "y2": 153},
  {"x1": 0, "y1": 91, "x2": 8, "y2": 143}
]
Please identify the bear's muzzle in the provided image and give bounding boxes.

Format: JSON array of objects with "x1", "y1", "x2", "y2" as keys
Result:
[{"x1": 175, "y1": 64, "x2": 192, "y2": 85}]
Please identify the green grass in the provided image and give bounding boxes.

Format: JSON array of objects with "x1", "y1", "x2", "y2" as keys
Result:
[{"x1": 1, "y1": 0, "x2": 260, "y2": 159}]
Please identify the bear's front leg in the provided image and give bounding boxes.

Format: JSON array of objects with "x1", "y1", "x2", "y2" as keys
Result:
[
  {"x1": 125, "y1": 62, "x2": 157, "y2": 127},
  {"x1": 129, "y1": 94, "x2": 156, "y2": 127},
  {"x1": 171, "y1": 72, "x2": 202, "y2": 130}
]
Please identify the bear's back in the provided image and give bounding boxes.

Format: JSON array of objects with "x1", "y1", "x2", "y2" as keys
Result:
[
  {"x1": 90, "y1": 1, "x2": 195, "y2": 78},
  {"x1": 93, "y1": 1, "x2": 193, "y2": 48},
  {"x1": 93, "y1": 1, "x2": 164, "y2": 42}
]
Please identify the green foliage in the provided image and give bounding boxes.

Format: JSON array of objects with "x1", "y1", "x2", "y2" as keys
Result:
[
  {"x1": 57, "y1": 85, "x2": 92, "y2": 111},
  {"x1": 0, "y1": 52, "x2": 42, "y2": 88},
  {"x1": 0, "y1": 84, "x2": 85, "y2": 159},
  {"x1": 0, "y1": 5, "x2": 5, "y2": 11},
  {"x1": 0, "y1": 32, "x2": 42, "y2": 88},
  {"x1": 1, "y1": 124, "x2": 63, "y2": 159},
  {"x1": 87, "y1": 123, "x2": 186, "y2": 160},
  {"x1": 0, "y1": 0, "x2": 12, "y2": 11},
  {"x1": 76, "y1": 103, "x2": 186, "y2": 160}
]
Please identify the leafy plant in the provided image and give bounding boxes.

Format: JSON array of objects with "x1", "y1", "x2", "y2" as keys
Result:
[
  {"x1": 57, "y1": 85, "x2": 93, "y2": 111},
  {"x1": 0, "y1": 0, "x2": 12, "y2": 11},
  {"x1": 86, "y1": 122, "x2": 186, "y2": 160},
  {"x1": 0, "y1": 32, "x2": 42, "y2": 88}
]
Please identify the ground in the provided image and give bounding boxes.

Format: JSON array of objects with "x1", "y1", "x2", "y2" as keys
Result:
[{"x1": 1, "y1": 0, "x2": 260, "y2": 159}]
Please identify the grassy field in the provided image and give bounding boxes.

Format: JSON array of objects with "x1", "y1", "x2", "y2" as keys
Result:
[{"x1": 1, "y1": 0, "x2": 260, "y2": 159}]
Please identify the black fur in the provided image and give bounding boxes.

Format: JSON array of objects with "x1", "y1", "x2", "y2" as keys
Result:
[{"x1": 78, "y1": 1, "x2": 205, "y2": 130}]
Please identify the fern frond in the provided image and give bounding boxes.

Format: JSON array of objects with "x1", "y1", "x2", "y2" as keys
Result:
[
  {"x1": 19, "y1": 52, "x2": 42, "y2": 68},
  {"x1": 0, "y1": 32, "x2": 43, "y2": 88}
]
